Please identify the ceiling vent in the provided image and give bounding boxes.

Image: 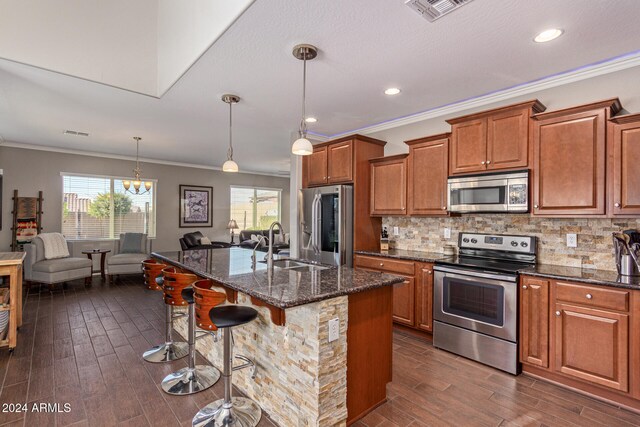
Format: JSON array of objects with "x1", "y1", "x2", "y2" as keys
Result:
[
  {"x1": 404, "y1": 0, "x2": 474, "y2": 22},
  {"x1": 63, "y1": 130, "x2": 90, "y2": 137}
]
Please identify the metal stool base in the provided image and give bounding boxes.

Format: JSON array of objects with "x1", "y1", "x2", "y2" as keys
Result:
[
  {"x1": 161, "y1": 365, "x2": 220, "y2": 395},
  {"x1": 192, "y1": 397, "x2": 262, "y2": 427},
  {"x1": 143, "y1": 342, "x2": 188, "y2": 363}
]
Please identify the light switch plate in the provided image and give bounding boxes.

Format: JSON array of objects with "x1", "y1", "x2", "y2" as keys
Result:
[
  {"x1": 393, "y1": 226, "x2": 399, "y2": 236},
  {"x1": 328, "y1": 318, "x2": 340, "y2": 343},
  {"x1": 444, "y1": 228, "x2": 451, "y2": 239},
  {"x1": 567, "y1": 234, "x2": 577, "y2": 248}
]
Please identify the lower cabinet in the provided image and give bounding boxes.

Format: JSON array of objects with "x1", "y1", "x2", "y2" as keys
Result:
[
  {"x1": 520, "y1": 275, "x2": 636, "y2": 402},
  {"x1": 354, "y1": 255, "x2": 433, "y2": 333}
]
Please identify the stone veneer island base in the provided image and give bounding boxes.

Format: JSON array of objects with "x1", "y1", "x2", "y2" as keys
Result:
[{"x1": 153, "y1": 249, "x2": 402, "y2": 426}]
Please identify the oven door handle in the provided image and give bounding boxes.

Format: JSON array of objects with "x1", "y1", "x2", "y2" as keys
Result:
[{"x1": 434, "y1": 265, "x2": 517, "y2": 283}]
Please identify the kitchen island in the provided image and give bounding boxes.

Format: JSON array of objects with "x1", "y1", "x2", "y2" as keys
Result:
[{"x1": 152, "y1": 248, "x2": 404, "y2": 426}]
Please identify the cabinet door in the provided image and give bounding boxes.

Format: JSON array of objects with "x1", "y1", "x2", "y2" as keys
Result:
[
  {"x1": 520, "y1": 277, "x2": 549, "y2": 368},
  {"x1": 370, "y1": 157, "x2": 407, "y2": 216},
  {"x1": 327, "y1": 141, "x2": 353, "y2": 183},
  {"x1": 306, "y1": 147, "x2": 328, "y2": 187},
  {"x1": 554, "y1": 303, "x2": 629, "y2": 392},
  {"x1": 415, "y1": 264, "x2": 433, "y2": 332},
  {"x1": 611, "y1": 120, "x2": 640, "y2": 215},
  {"x1": 487, "y1": 108, "x2": 529, "y2": 170},
  {"x1": 532, "y1": 109, "x2": 606, "y2": 216},
  {"x1": 408, "y1": 138, "x2": 449, "y2": 215},
  {"x1": 450, "y1": 119, "x2": 487, "y2": 174},
  {"x1": 393, "y1": 276, "x2": 415, "y2": 326}
]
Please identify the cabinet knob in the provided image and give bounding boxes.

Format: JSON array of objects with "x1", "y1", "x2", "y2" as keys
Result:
[
  {"x1": 586, "y1": 293, "x2": 593, "y2": 300},
  {"x1": 615, "y1": 203, "x2": 620, "y2": 208},
  {"x1": 486, "y1": 160, "x2": 491, "y2": 164},
  {"x1": 328, "y1": 176, "x2": 331, "y2": 179},
  {"x1": 442, "y1": 206, "x2": 446, "y2": 210},
  {"x1": 481, "y1": 161, "x2": 486, "y2": 165},
  {"x1": 522, "y1": 285, "x2": 528, "y2": 290},
  {"x1": 379, "y1": 263, "x2": 384, "y2": 266},
  {"x1": 534, "y1": 205, "x2": 539, "y2": 209},
  {"x1": 426, "y1": 270, "x2": 432, "y2": 275},
  {"x1": 555, "y1": 310, "x2": 561, "y2": 316}
]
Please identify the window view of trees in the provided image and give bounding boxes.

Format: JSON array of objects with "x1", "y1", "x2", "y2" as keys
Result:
[{"x1": 230, "y1": 187, "x2": 281, "y2": 231}]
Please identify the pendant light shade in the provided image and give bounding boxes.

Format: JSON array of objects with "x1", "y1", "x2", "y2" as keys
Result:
[
  {"x1": 292, "y1": 44, "x2": 318, "y2": 156},
  {"x1": 123, "y1": 137, "x2": 152, "y2": 195},
  {"x1": 222, "y1": 94, "x2": 240, "y2": 172}
]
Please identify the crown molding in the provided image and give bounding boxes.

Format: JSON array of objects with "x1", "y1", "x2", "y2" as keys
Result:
[
  {"x1": 0, "y1": 141, "x2": 290, "y2": 178},
  {"x1": 320, "y1": 50, "x2": 640, "y2": 138}
]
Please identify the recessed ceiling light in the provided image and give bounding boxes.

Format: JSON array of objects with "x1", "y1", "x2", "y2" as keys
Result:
[
  {"x1": 534, "y1": 28, "x2": 563, "y2": 43},
  {"x1": 305, "y1": 117, "x2": 317, "y2": 123},
  {"x1": 384, "y1": 88, "x2": 401, "y2": 96}
]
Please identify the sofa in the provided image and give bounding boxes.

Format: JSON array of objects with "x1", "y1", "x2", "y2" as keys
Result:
[
  {"x1": 238, "y1": 229, "x2": 289, "y2": 253},
  {"x1": 179, "y1": 231, "x2": 231, "y2": 251},
  {"x1": 24, "y1": 236, "x2": 92, "y2": 288},
  {"x1": 106, "y1": 233, "x2": 150, "y2": 282}
]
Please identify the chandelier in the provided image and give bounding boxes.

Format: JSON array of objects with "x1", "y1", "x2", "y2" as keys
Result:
[{"x1": 123, "y1": 137, "x2": 152, "y2": 195}]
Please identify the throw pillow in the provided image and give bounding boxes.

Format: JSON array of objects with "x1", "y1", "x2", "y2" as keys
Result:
[
  {"x1": 200, "y1": 237, "x2": 212, "y2": 245},
  {"x1": 121, "y1": 233, "x2": 144, "y2": 254}
]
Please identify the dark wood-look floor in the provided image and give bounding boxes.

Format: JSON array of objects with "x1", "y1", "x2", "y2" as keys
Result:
[
  {"x1": 0, "y1": 276, "x2": 278, "y2": 427},
  {"x1": 2, "y1": 277, "x2": 640, "y2": 427}
]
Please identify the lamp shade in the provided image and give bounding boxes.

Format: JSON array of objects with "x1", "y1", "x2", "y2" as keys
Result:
[
  {"x1": 292, "y1": 137, "x2": 313, "y2": 156},
  {"x1": 227, "y1": 219, "x2": 239, "y2": 230},
  {"x1": 222, "y1": 159, "x2": 239, "y2": 172}
]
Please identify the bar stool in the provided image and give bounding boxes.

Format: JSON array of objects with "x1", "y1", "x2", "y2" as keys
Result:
[
  {"x1": 142, "y1": 259, "x2": 165, "y2": 291},
  {"x1": 192, "y1": 304, "x2": 261, "y2": 427},
  {"x1": 143, "y1": 267, "x2": 193, "y2": 363},
  {"x1": 161, "y1": 279, "x2": 226, "y2": 395}
]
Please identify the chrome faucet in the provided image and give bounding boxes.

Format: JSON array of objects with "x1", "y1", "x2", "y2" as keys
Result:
[
  {"x1": 267, "y1": 221, "x2": 284, "y2": 271},
  {"x1": 251, "y1": 235, "x2": 268, "y2": 268}
]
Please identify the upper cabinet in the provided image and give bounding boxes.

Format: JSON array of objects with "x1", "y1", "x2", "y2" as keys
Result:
[
  {"x1": 531, "y1": 99, "x2": 621, "y2": 217},
  {"x1": 370, "y1": 154, "x2": 408, "y2": 216},
  {"x1": 406, "y1": 133, "x2": 450, "y2": 215},
  {"x1": 306, "y1": 146, "x2": 328, "y2": 186},
  {"x1": 447, "y1": 100, "x2": 546, "y2": 175},
  {"x1": 327, "y1": 141, "x2": 354, "y2": 183},
  {"x1": 609, "y1": 113, "x2": 640, "y2": 216}
]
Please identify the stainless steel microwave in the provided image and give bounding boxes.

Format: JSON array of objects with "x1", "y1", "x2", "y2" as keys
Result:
[{"x1": 447, "y1": 170, "x2": 529, "y2": 213}]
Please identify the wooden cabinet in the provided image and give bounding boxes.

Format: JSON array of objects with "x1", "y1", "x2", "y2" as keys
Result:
[
  {"x1": 415, "y1": 264, "x2": 434, "y2": 332},
  {"x1": 554, "y1": 303, "x2": 629, "y2": 392},
  {"x1": 327, "y1": 141, "x2": 353, "y2": 183},
  {"x1": 406, "y1": 134, "x2": 449, "y2": 215},
  {"x1": 447, "y1": 100, "x2": 545, "y2": 175},
  {"x1": 609, "y1": 113, "x2": 640, "y2": 216},
  {"x1": 305, "y1": 146, "x2": 328, "y2": 187},
  {"x1": 354, "y1": 255, "x2": 434, "y2": 332},
  {"x1": 369, "y1": 154, "x2": 408, "y2": 216},
  {"x1": 520, "y1": 277, "x2": 549, "y2": 368},
  {"x1": 531, "y1": 99, "x2": 621, "y2": 216}
]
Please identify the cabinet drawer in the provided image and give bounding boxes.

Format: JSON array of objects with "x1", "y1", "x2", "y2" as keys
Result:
[
  {"x1": 555, "y1": 282, "x2": 629, "y2": 312},
  {"x1": 354, "y1": 255, "x2": 415, "y2": 275}
]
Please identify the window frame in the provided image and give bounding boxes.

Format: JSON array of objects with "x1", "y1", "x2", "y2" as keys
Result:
[{"x1": 229, "y1": 185, "x2": 282, "y2": 231}]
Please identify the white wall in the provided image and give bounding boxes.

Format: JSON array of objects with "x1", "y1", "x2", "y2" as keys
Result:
[
  {"x1": 156, "y1": 0, "x2": 255, "y2": 95},
  {"x1": 0, "y1": 0, "x2": 158, "y2": 95},
  {"x1": 367, "y1": 66, "x2": 640, "y2": 155},
  {"x1": 0, "y1": 146, "x2": 290, "y2": 252}
]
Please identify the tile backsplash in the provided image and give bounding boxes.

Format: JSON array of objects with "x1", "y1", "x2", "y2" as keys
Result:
[{"x1": 382, "y1": 215, "x2": 640, "y2": 271}]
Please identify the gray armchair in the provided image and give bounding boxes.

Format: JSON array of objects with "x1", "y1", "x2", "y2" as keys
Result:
[
  {"x1": 106, "y1": 233, "x2": 150, "y2": 283},
  {"x1": 24, "y1": 237, "x2": 92, "y2": 288}
]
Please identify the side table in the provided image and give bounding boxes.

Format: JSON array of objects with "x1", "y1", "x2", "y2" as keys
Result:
[{"x1": 82, "y1": 249, "x2": 111, "y2": 279}]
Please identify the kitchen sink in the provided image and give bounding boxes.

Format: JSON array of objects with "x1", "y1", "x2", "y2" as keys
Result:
[{"x1": 259, "y1": 259, "x2": 329, "y2": 271}]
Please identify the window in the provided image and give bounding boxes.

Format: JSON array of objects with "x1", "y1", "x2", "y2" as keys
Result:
[
  {"x1": 62, "y1": 173, "x2": 156, "y2": 239},
  {"x1": 230, "y1": 186, "x2": 281, "y2": 231}
]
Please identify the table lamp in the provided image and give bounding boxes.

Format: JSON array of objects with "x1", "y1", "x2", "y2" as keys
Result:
[{"x1": 227, "y1": 219, "x2": 239, "y2": 244}]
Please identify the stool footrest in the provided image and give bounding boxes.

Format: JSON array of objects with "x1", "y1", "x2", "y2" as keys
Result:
[{"x1": 233, "y1": 355, "x2": 256, "y2": 379}]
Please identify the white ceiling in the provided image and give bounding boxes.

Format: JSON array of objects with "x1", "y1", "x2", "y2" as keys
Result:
[{"x1": 1, "y1": 0, "x2": 640, "y2": 175}]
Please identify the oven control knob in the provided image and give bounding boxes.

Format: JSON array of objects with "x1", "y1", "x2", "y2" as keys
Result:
[
  {"x1": 511, "y1": 241, "x2": 518, "y2": 247},
  {"x1": 463, "y1": 238, "x2": 470, "y2": 243},
  {"x1": 470, "y1": 238, "x2": 477, "y2": 244},
  {"x1": 520, "y1": 242, "x2": 528, "y2": 248}
]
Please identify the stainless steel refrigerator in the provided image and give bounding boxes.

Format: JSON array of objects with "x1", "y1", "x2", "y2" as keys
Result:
[{"x1": 298, "y1": 185, "x2": 353, "y2": 266}]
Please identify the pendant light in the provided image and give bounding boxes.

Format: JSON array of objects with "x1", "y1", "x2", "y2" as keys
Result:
[
  {"x1": 291, "y1": 44, "x2": 318, "y2": 156},
  {"x1": 123, "y1": 137, "x2": 152, "y2": 195},
  {"x1": 222, "y1": 94, "x2": 240, "y2": 172}
]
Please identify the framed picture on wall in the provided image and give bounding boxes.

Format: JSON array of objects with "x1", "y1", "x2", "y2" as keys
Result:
[{"x1": 179, "y1": 185, "x2": 213, "y2": 228}]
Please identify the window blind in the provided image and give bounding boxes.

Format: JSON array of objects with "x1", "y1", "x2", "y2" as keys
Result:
[
  {"x1": 230, "y1": 186, "x2": 281, "y2": 231},
  {"x1": 62, "y1": 174, "x2": 156, "y2": 239}
]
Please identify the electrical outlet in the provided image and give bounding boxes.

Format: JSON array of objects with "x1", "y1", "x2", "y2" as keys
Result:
[
  {"x1": 393, "y1": 226, "x2": 399, "y2": 236},
  {"x1": 444, "y1": 228, "x2": 451, "y2": 239},
  {"x1": 567, "y1": 234, "x2": 577, "y2": 248},
  {"x1": 328, "y1": 318, "x2": 340, "y2": 343}
]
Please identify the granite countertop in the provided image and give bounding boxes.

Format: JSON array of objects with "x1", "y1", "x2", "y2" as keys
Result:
[
  {"x1": 152, "y1": 248, "x2": 405, "y2": 309},
  {"x1": 519, "y1": 264, "x2": 640, "y2": 290},
  {"x1": 355, "y1": 249, "x2": 454, "y2": 263}
]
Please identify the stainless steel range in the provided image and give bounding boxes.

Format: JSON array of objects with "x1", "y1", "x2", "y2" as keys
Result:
[{"x1": 433, "y1": 232, "x2": 536, "y2": 374}]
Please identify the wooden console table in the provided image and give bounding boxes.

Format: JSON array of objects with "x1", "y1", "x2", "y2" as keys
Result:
[{"x1": 0, "y1": 252, "x2": 25, "y2": 350}]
